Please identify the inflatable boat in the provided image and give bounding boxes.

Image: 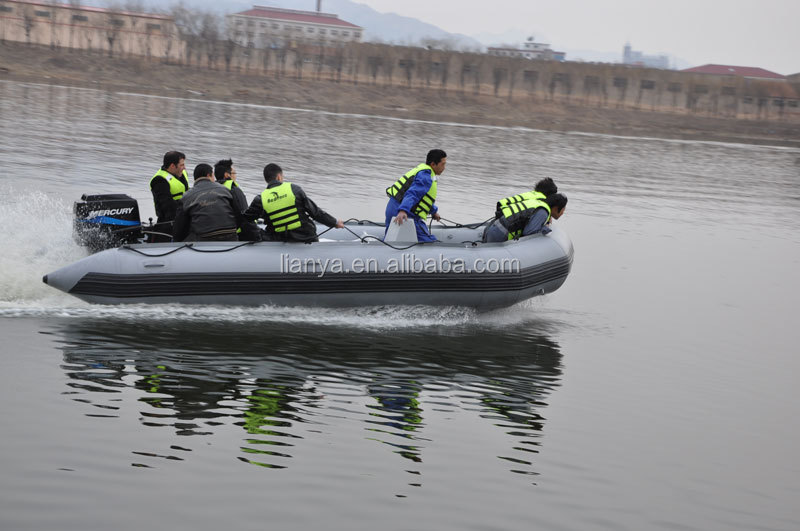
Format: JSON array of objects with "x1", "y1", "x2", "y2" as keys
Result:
[{"x1": 43, "y1": 194, "x2": 574, "y2": 309}]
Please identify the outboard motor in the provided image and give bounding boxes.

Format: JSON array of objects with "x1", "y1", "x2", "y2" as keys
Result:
[{"x1": 73, "y1": 194, "x2": 143, "y2": 252}]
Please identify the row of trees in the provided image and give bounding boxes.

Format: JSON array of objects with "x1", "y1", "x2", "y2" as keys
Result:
[{"x1": 154, "y1": 5, "x2": 799, "y2": 120}]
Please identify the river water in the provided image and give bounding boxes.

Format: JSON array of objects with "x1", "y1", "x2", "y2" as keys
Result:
[{"x1": 1, "y1": 80, "x2": 799, "y2": 530}]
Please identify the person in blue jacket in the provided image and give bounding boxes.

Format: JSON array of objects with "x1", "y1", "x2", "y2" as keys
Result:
[{"x1": 384, "y1": 149, "x2": 447, "y2": 242}]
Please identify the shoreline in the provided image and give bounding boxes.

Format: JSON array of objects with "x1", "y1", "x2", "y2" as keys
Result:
[{"x1": 3, "y1": 42, "x2": 800, "y2": 148}]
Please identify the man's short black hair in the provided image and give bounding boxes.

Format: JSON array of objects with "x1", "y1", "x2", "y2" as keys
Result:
[
  {"x1": 263, "y1": 163, "x2": 283, "y2": 182},
  {"x1": 535, "y1": 177, "x2": 558, "y2": 197},
  {"x1": 193, "y1": 163, "x2": 213, "y2": 180},
  {"x1": 426, "y1": 149, "x2": 447, "y2": 165},
  {"x1": 214, "y1": 159, "x2": 233, "y2": 180},
  {"x1": 546, "y1": 193, "x2": 568, "y2": 211},
  {"x1": 163, "y1": 151, "x2": 185, "y2": 169}
]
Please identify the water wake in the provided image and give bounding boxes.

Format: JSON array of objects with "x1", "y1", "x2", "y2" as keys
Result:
[{"x1": 0, "y1": 188, "x2": 87, "y2": 307}]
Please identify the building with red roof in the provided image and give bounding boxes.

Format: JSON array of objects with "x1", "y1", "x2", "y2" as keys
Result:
[
  {"x1": 681, "y1": 64, "x2": 785, "y2": 80},
  {"x1": 227, "y1": 6, "x2": 362, "y2": 49},
  {"x1": 0, "y1": 0, "x2": 182, "y2": 59}
]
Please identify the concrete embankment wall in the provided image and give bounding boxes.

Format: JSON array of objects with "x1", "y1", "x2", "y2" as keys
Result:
[{"x1": 211, "y1": 42, "x2": 800, "y2": 122}]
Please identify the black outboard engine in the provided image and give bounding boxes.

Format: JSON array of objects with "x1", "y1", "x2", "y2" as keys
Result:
[{"x1": 73, "y1": 194, "x2": 143, "y2": 252}]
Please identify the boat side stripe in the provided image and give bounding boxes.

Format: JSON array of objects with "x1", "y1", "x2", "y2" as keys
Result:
[{"x1": 68, "y1": 255, "x2": 573, "y2": 298}]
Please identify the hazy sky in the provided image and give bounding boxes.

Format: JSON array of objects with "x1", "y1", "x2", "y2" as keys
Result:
[{"x1": 353, "y1": 0, "x2": 800, "y2": 75}]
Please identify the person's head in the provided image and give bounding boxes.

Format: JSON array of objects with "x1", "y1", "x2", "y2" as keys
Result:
[
  {"x1": 263, "y1": 163, "x2": 283, "y2": 183},
  {"x1": 193, "y1": 163, "x2": 214, "y2": 181},
  {"x1": 163, "y1": 151, "x2": 186, "y2": 177},
  {"x1": 546, "y1": 193, "x2": 568, "y2": 219},
  {"x1": 534, "y1": 177, "x2": 558, "y2": 197},
  {"x1": 426, "y1": 149, "x2": 447, "y2": 176},
  {"x1": 214, "y1": 159, "x2": 234, "y2": 181}
]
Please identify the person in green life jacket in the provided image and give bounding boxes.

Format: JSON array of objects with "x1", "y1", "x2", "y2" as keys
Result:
[
  {"x1": 384, "y1": 149, "x2": 447, "y2": 242},
  {"x1": 150, "y1": 150, "x2": 189, "y2": 224},
  {"x1": 214, "y1": 158, "x2": 261, "y2": 242},
  {"x1": 243, "y1": 163, "x2": 344, "y2": 242},
  {"x1": 483, "y1": 192, "x2": 568, "y2": 242},
  {"x1": 482, "y1": 177, "x2": 559, "y2": 243}
]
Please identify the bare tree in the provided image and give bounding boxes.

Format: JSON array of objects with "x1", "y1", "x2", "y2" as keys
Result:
[
  {"x1": 261, "y1": 44, "x2": 272, "y2": 75},
  {"x1": 472, "y1": 57, "x2": 484, "y2": 95},
  {"x1": 104, "y1": 3, "x2": 123, "y2": 58},
  {"x1": 293, "y1": 45, "x2": 305, "y2": 79},
  {"x1": 171, "y1": 4, "x2": 203, "y2": 66},
  {"x1": 438, "y1": 50, "x2": 451, "y2": 92},
  {"x1": 367, "y1": 54, "x2": 382, "y2": 85},
  {"x1": 329, "y1": 44, "x2": 344, "y2": 82},
  {"x1": 492, "y1": 66, "x2": 506, "y2": 97},
  {"x1": 398, "y1": 52, "x2": 414, "y2": 88},
  {"x1": 506, "y1": 57, "x2": 522, "y2": 102},
  {"x1": 613, "y1": 76, "x2": 628, "y2": 108},
  {"x1": 381, "y1": 46, "x2": 395, "y2": 87},
  {"x1": 199, "y1": 12, "x2": 220, "y2": 68},
  {"x1": 313, "y1": 40, "x2": 325, "y2": 80},
  {"x1": 346, "y1": 42, "x2": 364, "y2": 85},
  {"x1": 22, "y1": 5, "x2": 35, "y2": 46},
  {"x1": 46, "y1": 0, "x2": 58, "y2": 49},
  {"x1": 523, "y1": 69, "x2": 539, "y2": 101}
]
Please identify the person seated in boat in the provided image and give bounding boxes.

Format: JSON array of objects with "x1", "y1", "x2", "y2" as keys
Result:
[
  {"x1": 172, "y1": 163, "x2": 243, "y2": 242},
  {"x1": 150, "y1": 150, "x2": 189, "y2": 224},
  {"x1": 483, "y1": 193, "x2": 568, "y2": 242},
  {"x1": 243, "y1": 163, "x2": 344, "y2": 243},
  {"x1": 384, "y1": 149, "x2": 447, "y2": 243},
  {"x1": 214, "y1": 158, "x2": 261, "y2": 242}
]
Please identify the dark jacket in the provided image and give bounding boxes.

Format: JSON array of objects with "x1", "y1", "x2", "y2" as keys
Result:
[
  {"x1": 218, "y1": 178, "x2": 261, "y2": 242},
  {"x1": 243, "y1": 181, "x2": 337, "y2": 242},
  {"x1": 150, "y1": 170, "x2": 189, "y2": 223},
  {"x1": 172, "y1": 179, "x2": 243, "y2": 242}
]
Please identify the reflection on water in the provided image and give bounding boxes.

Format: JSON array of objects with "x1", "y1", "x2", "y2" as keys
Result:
[{"x1": 50, "y1": 318, "x2": 562, "y2": 477}]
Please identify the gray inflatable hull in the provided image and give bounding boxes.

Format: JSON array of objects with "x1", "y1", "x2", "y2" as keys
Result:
[{"x1": 44, "y1": 222, "x2": 574, "y2": 310}]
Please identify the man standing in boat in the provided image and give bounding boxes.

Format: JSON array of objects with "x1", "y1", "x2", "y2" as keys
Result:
[
  {"x1": 172, "y1": 163, "x2": 243, "y2": 242},
  {"x1": 150, "y1": 151, "x2": 189, "y2": 224},
  {"x1": 243, "y1": 163, "x2": 344, "y2": 242},
  {"x1": 384, "y1": 149, "x2": 447, "y2": 243},
  {"x1": 214, "y1": 158, "x2": 260, "y2": 241}
]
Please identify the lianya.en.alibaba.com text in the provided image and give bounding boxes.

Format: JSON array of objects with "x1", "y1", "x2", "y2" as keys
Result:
[{"x1": 280, "y1": 253, "x2": 521, "y2": 277}]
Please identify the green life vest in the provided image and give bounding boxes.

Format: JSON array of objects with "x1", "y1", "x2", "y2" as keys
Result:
[
  {"x1": 496, "y1": 190, "x2": 545, "y2": 214},
  {"x1": 499, "y1": 196, "x2": 551, "y2": 240},
  {"x1": 385, "y1": 163, "x2": 438, "y2": 220},
  {"x1": 261, "y1": 182, "x2": 302, "y2": 233},
  {"x1": 150, "y1": 168, "x2": 188, "y2": 200}
]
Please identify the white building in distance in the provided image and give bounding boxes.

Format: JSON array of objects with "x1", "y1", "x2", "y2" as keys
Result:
[
  {"x1": 622, "y1": 42, "x2": 669, "y2": 69},
  {"x1": 227, "y1": 6, "x2": 363, "y2": 49},
  {"x1": 487, "y1": 37, "x2": 565, "y2": 61}
]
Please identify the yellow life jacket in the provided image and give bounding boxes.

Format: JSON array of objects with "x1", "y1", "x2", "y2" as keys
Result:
[
  {"x1": 150, "y1": 168, "x2": 188, "y2": 200},
  {"x1": 385, "y1": 163, "x2": 438, "y2": 220},
  {"x1": 499, "y1": 197, "x2": 551, "y2": 240},
  {"x1": 261, "y1": 182, "x2": 302, "y2": 233},
  {"x1": 496, "y1": 190, "x2": 545, "y2": 215}
]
